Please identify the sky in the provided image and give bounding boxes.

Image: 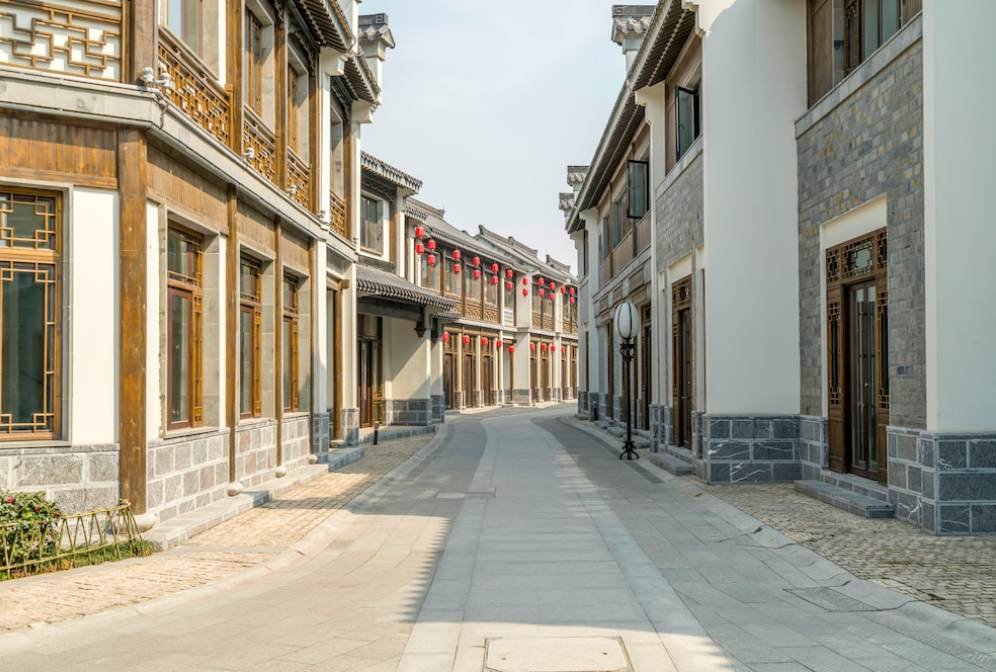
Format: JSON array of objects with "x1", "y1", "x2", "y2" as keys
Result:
[{"x1": 362, "y1": 0, "x2": 628, "y2": 275}]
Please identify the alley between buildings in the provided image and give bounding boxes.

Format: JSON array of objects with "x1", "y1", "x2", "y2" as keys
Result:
[{"x1": 1, "y1": 406, "x2": 994, "y2": 672}]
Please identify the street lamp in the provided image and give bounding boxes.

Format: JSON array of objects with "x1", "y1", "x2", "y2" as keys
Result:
[{"x1": 614, "y1": 301, "x2": 639, "y2": 461}]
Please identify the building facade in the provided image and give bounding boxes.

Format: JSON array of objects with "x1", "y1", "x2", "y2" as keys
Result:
[{"x1": 569, "y1": 0, "x2": 996, "y2": 535}]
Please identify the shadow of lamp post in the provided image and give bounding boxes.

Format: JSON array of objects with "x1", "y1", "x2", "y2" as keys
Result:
[{"x1": 614, "y1": 301, "x2": 639, "y2": 460}]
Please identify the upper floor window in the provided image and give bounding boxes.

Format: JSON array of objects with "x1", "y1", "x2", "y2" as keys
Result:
[
  {"x1": 360, "y1": 195, "x2": 384, "y2": 254},
  {"x1": 846, "y1": 0, "x2": 901, "y2": 75},
  {"x1": 464, "y1": 263, "x2": 482, "y2": 304},
  {"x1": 282, "y1": 276, "x2": 299, "y2": 412},
  {"x1": 627, "y1": 160, "x2": 649, "y2": 220},
  {"x1": 610, "y1": 199, "x2": 624, "y2": 249},
  {"x1": 484, "y1": 268, "x2": 498, "y2": 308},
  {"x1": 165, "y1": 0, "x2": 204, "y2": 57},
  {"x1": 444, "y1": 252, "x2": 460, "y2": 296},
  {"x1": 330, "y1": 107, "x2": 345, "y2": 197},
  {"x1": 288, "y1": 53, "x2": 309, "y2": 158},
  {"x1": 245, "y1": 10, "x2": 264, "y2": 115},
  {"x1": 676, "y1": 85, "x2": 700, "y2": 159},
  {"x1": 421, "y1": 254, "x2": 440, "y2": 292},
  {"x1": 0, "y1": 189, "x2": 60, "y2": 440},
  {"x1": 503, "y1": 275, "x2": 515, "y2": 313},
  {"x1": 167, "y1": 227, "x2": 204, "y2": 430}
]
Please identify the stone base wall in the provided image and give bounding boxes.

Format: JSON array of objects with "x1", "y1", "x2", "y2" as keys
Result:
[
  {"x1": 281, "y1": 415, "x2": 312, "y2": 469},
  {"x1": 703, "y1": 415, "x2": 801, "y2": 484},
  {"x1": 311, "y1": 412, "x2": 330, "y2": 459},
  {"x1": 453, "y1": 391, "x2": 464, "y2": 410},
  {"x1": 513, "y1": 388, "x2": 531, "y2": 406},
  {"x1": 472, "y1": 390, "x2": 482, "y2": 408},
  {"x1": 0, "y1": 444, "x2": 119, "y2": 514},
  {"x1": 650, "y1": 405, "x2": 665, "y2": 450},
  {"x1": 235, "y1": 420, "x2": 277, "y2": 488},
  {"x1": 431, "y1": 395, "x2": 445, "y2": 423},
  {"x1": 147, "y1": 429, "x2": 228, "y2": 523},
  {"x1": 384, "y1": 398, "x2": 432, "y2": 426},
  {"x1": 340, "y1": 407, "x2": 359, "y2": 446}
]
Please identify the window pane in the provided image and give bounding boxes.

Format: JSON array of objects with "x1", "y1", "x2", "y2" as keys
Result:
[
  {"x1": 283, "y1": 317, "x2": 292, "y2": 409},
  {"x1": 485, "y1": 276, "x2": 498, "y2": 306},
  {"x1": 169, "y1": 292, "x2": 191, "y2": 424},
  {"x1": 627, "y1": 161, "x2": 648, "y2": 219},
  {"x1": 1, "y1": 194, "x2": 56, "y2": 249},
  {"x1": 240, "y1": 309, "x2": 253, "y2": 414},
  {"x1": 2, "y1": 269, "x2": 48, "y2": 429},
  {"x1": 331, "y1": 116, "x2": 344, "y2": 196},
  {"x1": 863, "y1": 0, "x2": 880, "y2": 56},
  {"x1": 881, "y1": 0, "x2": 900, "y2": 41},
  {"x1": 676, "y1": 87, "x2": 697, "y2": 158}
]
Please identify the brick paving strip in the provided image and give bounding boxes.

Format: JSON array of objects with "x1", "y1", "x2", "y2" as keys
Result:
[
  {"x1": 0, "y1": 435, "x2": 434, "y2": 633},
  {"x1": 707, "y1": 483, "x2": 996, "y2": 628}
]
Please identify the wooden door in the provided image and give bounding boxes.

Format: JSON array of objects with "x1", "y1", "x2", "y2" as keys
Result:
[
  {"x1": 443, "y1": 353, "x2": 455, "y2": 409},
  {"x1": 541, "y1": 350, "x2": 550, "y2": 400},
  {"x1": 358, "y1": 340, "x2": 372, "y2": 428},
  {"x1": 641, "y1": 307, "x2": 652, "y2": 430},
  {"x1": 531, "y1": 352, "x2": 539, "y2": 402},
  {"x1": 672, "y1": 278, "x2": 692, "y2": 448},
  {"x1": 482, "y1": 355, "x2": 494, "y2": 406},
  {"x1": 464, "y1": 354, "x2": 475, "y2": 406},
  {"x1": 607, "y1": 322, "x2": 615, "y2": 418},
  {"x1": 847, "y1": 281, "x2": 879, "y2": 480}
]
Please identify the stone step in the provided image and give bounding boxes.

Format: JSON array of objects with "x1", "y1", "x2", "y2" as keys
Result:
[
  {"x1": 648, "y1": 451, "x2": 693, "y2": 476},
  {"x1": 663, "y1": 444, "x2": 695, "y2": 466},
  {"x1": 795, "y1": 480, "x2": 895, "y2": 519}
]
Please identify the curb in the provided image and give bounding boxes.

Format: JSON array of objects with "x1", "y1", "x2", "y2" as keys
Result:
[{"x1": 0, "y1": 426, "x2": 452, "y2": 650}]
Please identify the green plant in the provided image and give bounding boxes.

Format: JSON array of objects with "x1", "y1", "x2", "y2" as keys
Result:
[{"x1": 0, "y1": 491, "x2": 62, "y2": 569}]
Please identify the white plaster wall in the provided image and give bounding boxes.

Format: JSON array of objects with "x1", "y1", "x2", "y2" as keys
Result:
[
  {"x1": 69, "y1": 188, "x2": 119, "y2": 444},
  {"x1": 341, "y1": 267, "x2": 357, "y2": 408},
  {"x1": 385, "y1": 317, "x2": 430, "y2": 399},
  {"x1": 313, "y1": 247, "x2": 327, "y2": 414},
  {"x1": 923, "y1": 0, "x2": 996, "y2": 432},
  {"x1": 699, "y1": 0, "x2": 806, "y2": 415}
]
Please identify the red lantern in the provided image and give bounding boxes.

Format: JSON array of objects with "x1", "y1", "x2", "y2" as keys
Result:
[
  {"x1": 505, "y1": 281, "x2": 513, "y2": 291},
  {"x1": 491, "y1": 275, "x2": 499, "y2": 286},
  {"x1": 442, "y1": 332, "x2": 449, "y2": 343},
  {"x1": 551, "y1": 345, "x2": 557, "y2": 353},
  {"x1": 541, "y1": 343, "x2": 548, "y2": 352},
  {"x1": 414, "y1": 225, "x2": 425, "y2": 238},
  {"x1": 522, "y1": 288, "x2": 528, "y2": 297},
  {"x1": 506, "y1": 269, "x2": 514, "y2": 279},
  {"x1": 426, "y1": 254, "x2": 437, "y2": 267},
  {"x1": 549, "y1": 282, "x2": 556, "y2": 292},
  {"x1": 415, "y1": 242, "x2": 425, "y2": 255},
  {"x1": 497, "y1": 339, "x2": 503, "y2": 348},
  {"x1": 538, "y1": 277, "x2": 545, "y2": 287},
  {"x1": 522, "y1": 277, "x2": 528, "y2": 285},
  {"x1": 529, "y1": 342, "x2": 536, "y2": 352},
  {"x1": 481, "y1": 337, "x2": 488, "y2": 347},
  {"x1": 549, "y1": 292, "x2": 555, "y2": 301},
  {"x1": 427, "y1": 239, "x2": 437, "y2": 251},
  {"x1": 570, "y1": 287, "x2": 575, "y2": 295},
  {"x1": 509, "y1": 345, "x2": 515, "y2": 354},
  {"x1": 559, "y1": 286, "x2": 565, "y2": 294},
  {"x1": 473, "y1": 269, "x2": 481, "y2": 280},
  {"x1": 472, "y1": 256, "x2": 480, "y2": 267},
  {"x1": 491, "y1": 263, "x2": 499, "y2": 273},
  {"x1": 538, "y1": 288, "x2": 545, "y2": 298},
  {"x1": 462, "y1": 335, "x2": 470, "y2": 346},
  {"x1": 454, "y1": 263, "x2": 461, "y2": 274},
  {"x1": 453, "y1": 249, "x2": 462, "y2": 261},
  {"x1": 569, "y1": 296, "x2": 576, "y2": 304}
]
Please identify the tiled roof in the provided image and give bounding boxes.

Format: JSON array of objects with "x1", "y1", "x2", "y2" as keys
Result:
[
  {"x1": 356, "y1": 265, "x2": 456, "y2": 311},
  {"x1": 295, "y1": 0, "x2": 353, "y2": 52},
  {"x1": 362, "y1": 152, "x2": 422, "y2": 192}
]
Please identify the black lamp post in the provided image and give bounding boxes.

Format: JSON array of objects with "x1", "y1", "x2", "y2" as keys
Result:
[{"x1": 614, "y1": 302, "x2": 639, "y2": 461}]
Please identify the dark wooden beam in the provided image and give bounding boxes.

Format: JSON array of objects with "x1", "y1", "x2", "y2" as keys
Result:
[
  {"x1": 274, "y1": 220, "x2": 284, "y2": 466},
  {"x1": 128, "y1": 0, "x2": 157, "y2": 83},
  {"x1": 227, "y1": 0, "x2": 245, "y2": 155},
  {"x1": 227, "y1": 187, "x2": 239, "y2": 485},
  {"x1": 118, "y1": 129, "x2": 148, "y2": 513}
]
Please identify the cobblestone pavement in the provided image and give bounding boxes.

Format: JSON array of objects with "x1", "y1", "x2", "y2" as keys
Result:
[
  {"x1": 0, "y1": 435, "x2": 432, "y2": 633},
  {"x1": 707, "y1": 483, "x2": 996, "y2": 627}
]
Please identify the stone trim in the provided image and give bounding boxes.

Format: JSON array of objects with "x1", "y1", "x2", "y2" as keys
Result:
[
  {"x1": 311, "y1": 412, "x2": 330, "y2": 457},
  {"x1": 0, "y1": 443, "x2": 120, "y2": 514},
  {"x1": 703, "y1": 415, "x2": 801, "y2": 484},
  {"x1": 431, "y1": 395, "x2": 445, "y2": 423},
  {"x1": 655, "y1": 135, "x2": 703, "y2": 200},
  {"x1": 384, "y1": 398, "x2": 432, "y2": 427},
  {"x1": 340, "y1": 407, "x2": 359, "y2": 446}
]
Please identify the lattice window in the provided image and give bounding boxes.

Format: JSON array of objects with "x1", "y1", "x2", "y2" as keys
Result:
[
  {"x1": 166, "y1": 226, "x2": 204, "y2": 430},
  {"x1": 282, "y1": 276, "x2": 299, "y2": 412},
  {"x1": 0, "y1": 189, "x2": 61, "y2": 439},
  {"x1": 240, "y1": 256, "x2": 263, "y2": 418}
]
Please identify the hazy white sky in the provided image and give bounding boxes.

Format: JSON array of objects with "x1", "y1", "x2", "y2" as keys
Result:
[{"x1": 362, "y1": 0, "x2": 628, "y2": 274}]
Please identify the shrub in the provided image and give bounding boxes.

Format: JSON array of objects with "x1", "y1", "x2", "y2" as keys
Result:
[{"x1": 0, "y1": 491, "x2": 62, "y2": 570}]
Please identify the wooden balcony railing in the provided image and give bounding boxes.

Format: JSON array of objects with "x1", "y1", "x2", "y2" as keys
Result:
[
  {"x1": 286, "y1": 150, "x2": 312, "y2": 210},
  {"x1": 543, "y1": 312, "x2": 554, "y2": 331},
  {"x1": 532, "y1": 312, "x2": 542, "y2": 329},
  {"x1": 243, "y1": 107, "x2": 277, "y2": 183},
  {"x1": 483, "y1": 304, "x2": 500, "y2": 323},
  {"x1": 158, "y1": 29, "x2": 231, "y2": 146},
  {"x1": 329, "y1": 191, "x2": 348, "y2": 238},
  {"x1": 464, "y1": 300, "x2": 482, "y2": 321}
]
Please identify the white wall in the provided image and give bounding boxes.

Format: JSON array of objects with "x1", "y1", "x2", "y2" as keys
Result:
[
  {"x1": 699, "y1": 0, "x2": 806, "y2": 415},
  {"x1": 70, "y1": 188, "x2": 119, "y2": 444},
  {"x1": 385, "y1": 317, "x2": 430, "y2": 400},
  {"x1": 923, "y1": 0, "x2": 996, "y2": 433}
]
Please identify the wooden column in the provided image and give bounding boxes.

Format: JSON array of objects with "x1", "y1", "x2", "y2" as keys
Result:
[
  {"x1": 343, "y1": 125, "x2": 354, "y2": 240},
  {"x1": 274, "y1": 220, "x2": 284, "y2": 466},
  {"x1": 308, "y1": 240, "x2": 317, "y2": 455},
  {"x1": 118, "y1": 129, "x2": 148, "y2": 513},
  {"x1": 227, "y1": 0, "x2": 245, "y2": 155},
  {"x1": 275, "y1": 11, "x2": 288, "y2": 189},
  {"x1": 308, "y1": 63, "x2": 320, "y2": 213},
  {"x1": 332, "y1": 283, "x2": 342, "y2": 440},
  {"x1": 128, "y1": 0, "x2": 156, "y2": 83},
  {"x1": 226, "y1": 188, "x2": 239, "y2": 485}
]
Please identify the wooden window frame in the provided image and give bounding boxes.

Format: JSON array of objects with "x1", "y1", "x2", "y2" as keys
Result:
[
  {"x1": 245, "y1": 9, "x2": 264, "y2": 116},
  {"x1": 0, "y1": 188, "x2": 62, "y2": 440},
  {"x1": 360, "y1": 195, "x2": 384, "y2": 255},
  {"x1": 240, "y1": 256, "x2": 263, "y2": 419},
  {"x1": 676, "y1": 85, "x2": 700, "y2": 160},
  {"x1": 626, "y1": 160, "x2": 650, "y2": 220},
  {"x1": 287, "y1": 58, "x2": 308, "y2": 159},
  {"x1": 282, "y1": 275, "x2": 300, "y2": 413},
  {"x1": 165, "y1": 0, "x2": 206, "y2": 59},
  {"x1": 443, "y1": 250, "x2": 461, "y2": 298},
  {"x1": 166, "y1": 226, "x2": 204, "y2": 431}
]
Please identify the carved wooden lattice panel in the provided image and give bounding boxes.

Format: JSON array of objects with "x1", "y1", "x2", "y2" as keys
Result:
[
  {"x1": 0, "y1": 0, "x2": 122, "y2": 80},
  {"x1": 483, "y1": 305, "x2": 499, "y2": 324},
  {"x1": 286, "y1": 150, "x2": 311, "y2": 211},
  {"x1": 543, "y1": 312, "x2": 553, "y2": 331},
  {"x1": 465, "y1": 300, "x2": 482, "y2": 321},
  {"x1": 329, "y1": 191, "x2": 347, "y2": 238},
  {"x1": 158, "y1": 29, "x2": 230, "y2": 146},
  {"x1": 243, "y1": 108, "x2": 276, "y2": 182}
]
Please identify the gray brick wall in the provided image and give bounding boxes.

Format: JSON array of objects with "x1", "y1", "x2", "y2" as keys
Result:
[
  {"x1": 797, "y1": 34, "x2": 926, "y2": 429},
  {"x1": 0, "y1": 444, "x2": 119, "y2": 514},
  {"x1": 281, "y1": 415, "x2": 312, "y2": 469},
  {"x1": 147, "y1": 429, "x2": 229, "y2": 522},
  {"x1": 655, "y1": 149, "x2": 703, "y2": 272}
]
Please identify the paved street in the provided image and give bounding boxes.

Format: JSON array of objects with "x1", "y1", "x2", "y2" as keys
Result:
[{"x1": 1, "y1": 407, "x2": 995, "y2": 672}]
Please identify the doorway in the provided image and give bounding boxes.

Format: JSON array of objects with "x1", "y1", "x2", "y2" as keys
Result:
[
  {"x1": 607, "y1": 322, "x2": 615, "y2": 419},
  {"x1": 826, "y1": 230, "x2": 889, "y2": 483},
  {"x1": 358, "y1": 315, "x2": 382, "y2": 428},
  {"x1": 530, "y1": 350, "x2": 539, "y2": 403},
  {"x1": 464, "y1": 353, "x2": 476, "y2": 407},
  {"x1": 443, "y1": 332, "x2": 458, "y2": 410},
  {"x1": 641, "y1": 305, "x2": 651, "y2": 431},
  {"x1": 672, "y1": 278, "x2": 692, "y2": 449},
  {"x1": 482, "y1": 354, "x2": 494, "y2": 406}
]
